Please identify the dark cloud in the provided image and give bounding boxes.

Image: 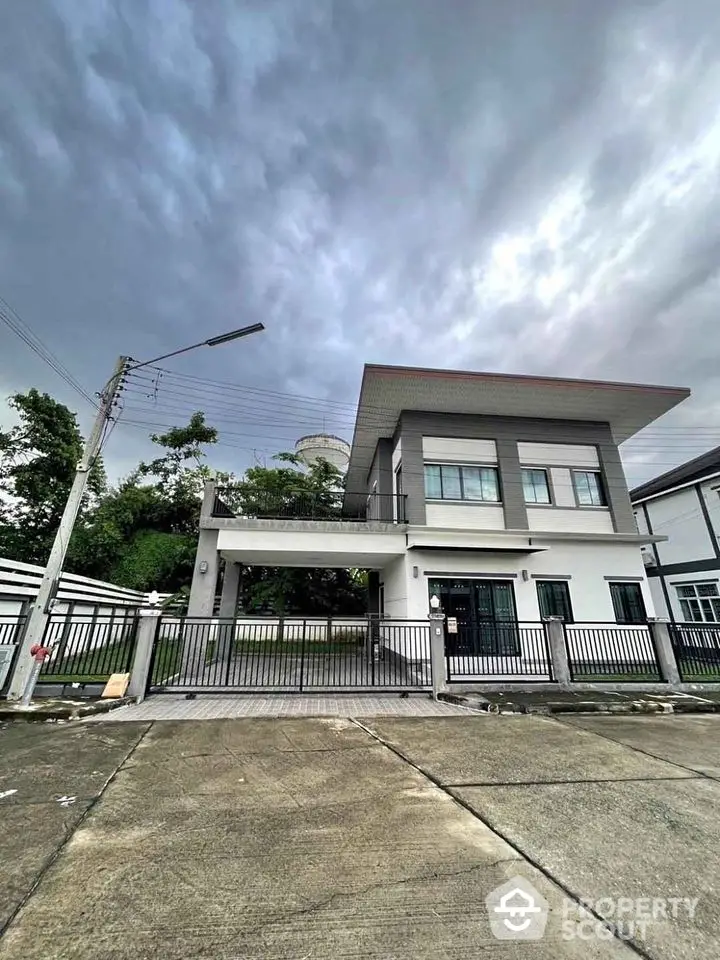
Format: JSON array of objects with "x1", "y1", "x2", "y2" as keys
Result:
[{"x1": 1, "y1": 0, "x2": 719, "y2": 486}]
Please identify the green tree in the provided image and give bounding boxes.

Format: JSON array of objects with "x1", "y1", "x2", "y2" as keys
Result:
[
  {"x1": 68, "y1": 412, "x2": 223, "y2": 592},
  {"x1": 227, "y1": 453, "x2": 367, "y2": 616},
  {"x1": 0, "y1": 389, "x2": 105, "y2": 564}
]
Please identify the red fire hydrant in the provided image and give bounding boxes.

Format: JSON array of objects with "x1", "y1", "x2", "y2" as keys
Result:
[{"x1": 30, "y1": 644, "x2": 52, "y2": 663}]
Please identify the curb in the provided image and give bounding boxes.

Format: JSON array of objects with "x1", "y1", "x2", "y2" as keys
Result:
[
  {"x1": 0, "y1": 697, "x2": 132, "y2": 722},
  {"x1": 438, "y1": 693, "x2": 720, "y2": 716}
]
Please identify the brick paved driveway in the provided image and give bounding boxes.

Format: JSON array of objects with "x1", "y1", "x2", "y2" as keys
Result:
[{"x1": 88, "y1": 693, "x2": 470, "y2": 721}]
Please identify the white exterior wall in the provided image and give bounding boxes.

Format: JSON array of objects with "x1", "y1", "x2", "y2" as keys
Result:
[
  {"x1": 422, "y1": 437, "x2": 497, "y2": 462},
  {"x1": 647, "y1": 577, "x2": 670, "y2": 620},
  {"x1": 700, "y1": 479, "x2": 720, "y2": 543},
  {"x1": 647, "y1": 488, "x2": 715, "y2": 566},
  {"x1": 425, "y1": 503, "x2": 505, "y2": 530},
  {"x1": 379, "y1": 556, "x2": 409, "y2": 619},
  {"x1": 216, "y1": 527, "x2": 406, "y2": 568},
  {"x1": 404, "y1": 542, "x2": 653, "y2": 623},
  {"x1": 517, "y1": 442, "x2": 599, "y2": 468},
  {"x1": 550, "y1": 467, "x2": 577, "y2": 507},
  {"x1": 526, "y1": 508, "x2": 614, "y2": 534}
]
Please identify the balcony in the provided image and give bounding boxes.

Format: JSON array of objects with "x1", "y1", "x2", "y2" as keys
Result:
[{"x1": 212, "y1": 487, "x2": 407, "y2": 524}]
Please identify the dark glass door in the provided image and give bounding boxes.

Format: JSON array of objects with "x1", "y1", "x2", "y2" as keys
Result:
[{"x1": 429, "y1": 579, "x2": 519, "y2": 655}]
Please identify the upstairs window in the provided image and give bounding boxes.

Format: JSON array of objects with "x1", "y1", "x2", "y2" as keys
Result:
[
  {"x1": 522, "y1": 468, "x2": 551, "y2": 504},
  {"x1": 424, "y1": 464, "x2": 500, "y2": 502},
  {"x1": 573, "y1": 470, "x2": 606, "y2": 506}
]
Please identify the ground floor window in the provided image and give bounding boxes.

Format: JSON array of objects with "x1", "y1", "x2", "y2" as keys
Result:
[
  {"x1": 609, "y1": 582, "x2": 646, "y2": 624},
  {"x1": 536, "y1": 580, "x2": 573, "y2": 622},
  {"x1": 676, "y1": 582, "x2": 720, "y2": 622},
  {"x1": 427, "y1": 578, "x2": 518, "y2": 656}
]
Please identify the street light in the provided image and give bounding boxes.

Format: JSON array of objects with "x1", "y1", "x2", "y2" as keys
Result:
[
  {"x1": 127, "y1": 322, "x2": 265, "y2": 371},
  {"x1": 8, "y1": 322, "x2": 265, "y2": 702}
]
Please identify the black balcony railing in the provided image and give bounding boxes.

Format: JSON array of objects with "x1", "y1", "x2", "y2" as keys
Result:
[{"x1": 212, "y1": 487, "x2": 407, "y2": 523}]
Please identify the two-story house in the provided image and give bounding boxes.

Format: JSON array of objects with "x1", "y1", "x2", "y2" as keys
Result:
[
  {"x1": 631, "y1": 446, "x2": 720, "y2": 623},
  {"x1": 189, "y1": 364, "x2": 689, "y2": 646}
]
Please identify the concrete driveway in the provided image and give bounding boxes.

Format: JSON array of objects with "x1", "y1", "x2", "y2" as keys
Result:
[{"x1": 0, "y1": 713, "x2": 717, "y2": 959}]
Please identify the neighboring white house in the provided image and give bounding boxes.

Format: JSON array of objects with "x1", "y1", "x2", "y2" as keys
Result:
[
  {"x1": 188, "y1": 364, "x2": 690, "y2": 647},
  {"x1": 631, "y1": 446, "x2": 720, "y2": 623}
]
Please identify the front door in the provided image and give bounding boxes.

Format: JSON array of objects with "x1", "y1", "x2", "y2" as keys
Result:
[{"x1": 428, "y1": 578, "x2": 520, "y2": 656}]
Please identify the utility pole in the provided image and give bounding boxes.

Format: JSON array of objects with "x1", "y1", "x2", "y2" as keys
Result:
[
  {"x1": 7, "y1": 356, "x2": 129, "y2": 701},
  {"x1": 6, "y1": 320, "x2": 264, "y2": 703}
]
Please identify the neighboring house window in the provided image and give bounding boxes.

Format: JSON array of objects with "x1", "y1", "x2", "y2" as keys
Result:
[
  {"x1": 676, "y1": 583, "x2": 720, "y2": 622},
  {"x1": 537, "y1": 581, "x2": 573, "y2": 622},
  {"x1": 573, "y1": 471, "x2": 606, "y2": 506},
  {"x1": 424, "y1": 464, "x2": 500, "y2": 502},
  {"x1": 609, "y1": 582, "x2": 646, "y2": 624},
  {"x1": 522, "y1": 468, "x2": 551, "y2": 504}
]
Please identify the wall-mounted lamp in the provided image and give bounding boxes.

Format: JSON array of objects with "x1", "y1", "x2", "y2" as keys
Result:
[
  {"x1": 199, "y1": 561, "x2": 209, "y2": 574},
  {"x1": 413, "y1": 565, "x2": 419, "y2": 579},
  {"x1": 521, "y1": 569, "x2": 529, "y2": 582}
]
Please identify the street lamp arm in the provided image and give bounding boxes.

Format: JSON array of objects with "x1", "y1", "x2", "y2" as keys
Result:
[{"x1": 125, "y1": 322, "x2": 265, "y2": 372}]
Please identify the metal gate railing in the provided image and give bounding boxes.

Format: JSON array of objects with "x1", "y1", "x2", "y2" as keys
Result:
[
  {"x1": 38, "y1": 613, "x2": 139, "y2": 684},
  {"x1": 147, "y1": 617, "x2": 432, "y2": 693}
]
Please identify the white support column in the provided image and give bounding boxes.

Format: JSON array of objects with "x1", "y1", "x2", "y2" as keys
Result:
[
  {"x1": 543, "y1": 617, "x2": 571, "y2": 687},
  {"x1": 647, "y1": 618, "x2": 681, "y2": 686},
  {"x1": 127, "y1": 608, "x2": 163, "y2": 702},
  {"x1": 429, "y1": 612, "x2": 448, "y2": 700},
  {"x1": 216, "y1": 563, "x2": 241, "y2": 666}
]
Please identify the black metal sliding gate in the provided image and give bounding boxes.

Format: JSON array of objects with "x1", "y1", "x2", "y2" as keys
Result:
[{"x1": 147, "y1": 617, "x2": 432, "y2": 693}]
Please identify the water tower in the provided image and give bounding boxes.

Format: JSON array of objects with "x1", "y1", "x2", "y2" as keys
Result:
[{"x1": 295, "y1": 434, "x2": 351, "y2": 472}]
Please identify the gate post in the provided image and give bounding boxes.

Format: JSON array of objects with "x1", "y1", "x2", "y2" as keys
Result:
[
  {"x1": 429, "y1": 611, "x2": 447, "y2": 700},
  {"x1": 127, "y1": 608, "x2": 162, "y2": 702},
  {"x1": 647, "y1": 618, "x2": 681, "y2": 685},
  {"x1": 543, "y1": 617, "x2": 571, "y2": 687}
]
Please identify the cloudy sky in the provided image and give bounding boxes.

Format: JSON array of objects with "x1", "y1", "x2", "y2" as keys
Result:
[{"x1": 2, "y1": 0, "x2": 720, "y2": 487}]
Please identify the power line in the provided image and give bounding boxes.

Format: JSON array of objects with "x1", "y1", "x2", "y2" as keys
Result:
[{"x1": 0, "y1": 296, "x2": 97, "y2": 408}]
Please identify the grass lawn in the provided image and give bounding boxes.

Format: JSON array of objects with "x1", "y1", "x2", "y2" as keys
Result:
[
  {"x1": 571, "y1": 671, "x2": 662, "y2": 682},
  {"x1": 38, "y1": 637, "x2": 179, "y2": 685}
]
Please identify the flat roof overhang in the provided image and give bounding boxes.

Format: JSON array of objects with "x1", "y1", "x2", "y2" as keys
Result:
[
  {"x1": 217, "y1": 525, "x2": 406, "y2": 569},
  {"x1": 344, "y1": 364, "x2": 690, "y2": 512}
]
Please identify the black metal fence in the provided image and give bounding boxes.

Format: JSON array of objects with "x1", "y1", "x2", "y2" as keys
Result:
[
  {"x1": 564, "y1": 623, "x2": 661, "y2": 681},
  {"x1": 445, "y1": 622, "x2": 553, "y2": 682},
  {"x1": 148, "y1": 617, "x2": 431, "y2": 692},
  {"x1": 670, "y1": 623, "x2": 720, "y2": 681},
  {"x1": 0, "y1": 615, "x2": 26, "y2": 646},
  {"x1": 38, "y1": 613, "x2": 139, "y2": 683},
  {"x1": 0, "y1": 615, "x2": 26, "y2": 695},
  {"x1": 212, "y1": 487, "x2": 407, "y2": 523}
]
